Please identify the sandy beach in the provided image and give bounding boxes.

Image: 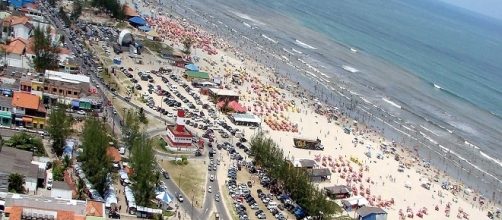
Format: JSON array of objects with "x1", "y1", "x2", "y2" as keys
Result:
[{"x1": 112, "y1": 0, "x2": 502, "y2": 219}]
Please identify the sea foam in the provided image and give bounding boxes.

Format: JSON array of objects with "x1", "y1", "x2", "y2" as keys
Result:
[
  {"x1": 382, "y1": 97, "x2": 402, "y2": 109},
  {"x1": 295, "y1": 39, "x2": 317, "y2": 49}
]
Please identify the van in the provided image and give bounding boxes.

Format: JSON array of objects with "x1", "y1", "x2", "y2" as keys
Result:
[{"x1": 267, "y1": 201, "x2": 278, "y2": 210}]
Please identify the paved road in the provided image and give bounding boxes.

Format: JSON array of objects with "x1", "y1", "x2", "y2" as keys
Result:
[
  {"x1": 0, "y1": 127, "x2": 42, "y2": 139},
  {"x1": 40, "y1": 5, "x2": 230, "y2": 219},
  {"x1": 212, "y1": 149, "x2": 231, "y2": 220}
]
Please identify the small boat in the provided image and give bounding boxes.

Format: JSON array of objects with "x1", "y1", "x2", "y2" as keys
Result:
[{"x1": 350, "y1": 47, "x2": 358, "y2": 53}]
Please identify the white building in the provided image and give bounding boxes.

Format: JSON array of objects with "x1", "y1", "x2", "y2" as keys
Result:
[
  {"x1": 0, "y1": 147, "x2": 39, "y2": 194},
  {"x1": 5, "y1": 16, "x2": 33, "y2": 40},
  {"x1": 51, "y1": 181, "x2": 73, "y2": 200}
]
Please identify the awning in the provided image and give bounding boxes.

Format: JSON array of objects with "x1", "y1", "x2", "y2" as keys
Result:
[
  {"x1": 0, "y1": 111, "x2": 12, "y2": 119},
  {"x1": 22, "y1": 117, "x2": 33, "y2": 122},
  {"x1": 72, "y1": 100, "x2": 80, "y2": 108},
  {"x1": 128, "y1": 16, "x2": 147, "y2": 26},
  {"x1": 185, "y1": 70, "x2": 209, "y2": 80},
  {"x1": 185, "y1": 63, "x2": 199, "y2": 71},
  {"x1": 137, "y1": 25, "x2": 151, "y2": 32}
]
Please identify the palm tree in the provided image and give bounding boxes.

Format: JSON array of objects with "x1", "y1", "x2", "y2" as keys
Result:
[{"x1": 8, "y1": 173, "x2": 25, "y2": 193}]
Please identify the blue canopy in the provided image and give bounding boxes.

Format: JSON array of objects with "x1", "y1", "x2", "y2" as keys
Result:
[
  {"x1": 185, "y1": 63, "x2": 199, "y2": 71},
  {"x1": 138, "y1": 25, "x2": 151, "y2": 32},
  {"x1": 128, "y1": 16, "x2": 147, "y2": 26},
  {"x1": 155, "y1": 191, "x2": 172, "y2": 204},
  {"x1": 63, "y1": 140, "x2": 75, "y2": 158}
]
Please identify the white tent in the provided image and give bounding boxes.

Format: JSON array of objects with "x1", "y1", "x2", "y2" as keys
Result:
[{"x1": 156, "y1": 191, "x2": 172, "y2": 204}]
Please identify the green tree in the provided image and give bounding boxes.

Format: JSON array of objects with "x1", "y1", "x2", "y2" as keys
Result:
[
  {"x1": 249, "y1": 134, "x2": 340, "y2": 217},
  {"x1": 130, "y1": 133, "x2": 156, "y2": 206},
  {"x1": 138, "y1": 107, "x2": 148, "y2": 124},
  {"x1": 92, "y1": 0, "x2": 124, "y2": 19},
  {"x1": 80, "y1": 118, "x2": 112, "y2": 195},
  {"x1": 6, "y1": 132, "x2": 45, "y2": 156},
  {"x1": 76, "y1": 178, "x2": 86, "y2": 200},
  {"x1": 32, "y1": 26, "x2": 60, "y2": 72},
  {"x1": 71, "y1": 0, "x2": 83, "y2": 21},
  {"x1": 181, "y1": 155, "x2": 188, "y2": 165},
  {"x1": 47, "y1": 104, "x2": 73, "y2": 156},
  {"x1": 8, "y1": 173, "x2": 25, "y2": 193},
  {"x1": 122, "y1": 110, "x2": 141, "y2": 152},
  {"x1": 52, "y1": 160, "x2": 65, "y2": 181}
]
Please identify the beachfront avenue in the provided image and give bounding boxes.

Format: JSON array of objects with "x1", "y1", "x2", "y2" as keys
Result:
[{"x1": 10, "y1": 0, "x2": 497, "y2": 220}]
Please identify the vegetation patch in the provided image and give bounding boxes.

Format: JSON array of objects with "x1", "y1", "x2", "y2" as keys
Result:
[
  {"x1": 160, "y1": 159, "x2": 206, "y2": 208},
  {"x1": 250, "y1": 134, "x2": 341, "y2": 217}
]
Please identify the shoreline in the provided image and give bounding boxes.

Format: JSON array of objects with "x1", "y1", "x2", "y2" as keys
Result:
[
  {"x1": 155, "y1": 0, "x2": 502, "y2": 201},
  {"x1": 125, "y1": 0, "x2": 501, "y2": 218}
]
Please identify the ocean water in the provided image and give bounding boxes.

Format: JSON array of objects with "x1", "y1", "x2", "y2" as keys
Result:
[{"x1": 162, "y1": 0, "x2": 502, "y2": 200}]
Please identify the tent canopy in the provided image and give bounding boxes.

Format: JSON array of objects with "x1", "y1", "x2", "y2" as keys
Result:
[
  {"x1": 231, "y1": 113, "x2": 260, "y2": 123},
  {"x1": 185, "y1": 70, "x2": 209, "y2": 80},
  {"x1": 128, "y1": 16, "x2": 147, "y2": 26},
  {"x1": 217, "y1": 101, "x2": 246, "y2": 113},
  {"x1": 185, "y1": 63, "x2": 199, "y2": 71},
  {"x1": 155, "y1": 191, "x2": 172, "y2": 204},
  {"x1": 138, "y1": 25, "x2": 151, "y2": 32}
]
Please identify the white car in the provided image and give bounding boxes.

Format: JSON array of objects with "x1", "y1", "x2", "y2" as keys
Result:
[
  {"x1": 210, "y1": 175, "x2": 214, "y2": 182},
  {"x1": 208, "y1": 186, "x2": 212, "y2": 193},
  {"x1": 46, "y1": 179, "x2": 53, "y2": 190},
  {"x1": 77, "y1": 110, "x2": 86, "y2": 115}
]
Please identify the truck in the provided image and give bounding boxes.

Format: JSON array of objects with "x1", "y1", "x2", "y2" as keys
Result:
[{"x1": 293, "y1": 138, "x2": 324, "y2": 150}]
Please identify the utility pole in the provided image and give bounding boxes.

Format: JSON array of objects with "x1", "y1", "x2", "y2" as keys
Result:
[{"x1": 190, "y1": 189, "x2": 195, "y2": 219}]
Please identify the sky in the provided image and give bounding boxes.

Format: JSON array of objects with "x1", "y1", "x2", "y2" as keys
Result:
[{"x1": 441, "y1": 0, "x2": 502, "y2": 20}]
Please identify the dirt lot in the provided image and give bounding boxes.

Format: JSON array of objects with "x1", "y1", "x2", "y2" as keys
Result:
[{"x1": 160, "y1": 159, "x2": 207, "y2": 209}]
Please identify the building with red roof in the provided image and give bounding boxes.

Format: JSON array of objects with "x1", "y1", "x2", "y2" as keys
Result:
[
  {"x1": 11, "y1": 91, "x2": 46, "y2": 128},
  {"x1": 2, "y1": 193, "x2": 105, "y2": 220},
  {"x1": 164, "y1": 109, "x2": 195, "y2": 150},
  {"x1": 107, "y1": 147, "x2": 122, "y2": 163},
  {"x1": 123, "y1": 5, "x2": 139, "y2": 17}
]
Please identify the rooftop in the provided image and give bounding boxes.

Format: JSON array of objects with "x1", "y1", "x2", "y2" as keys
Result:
[
  {"x1": 5, "y1": 194, "x2": 87, "y2": 217},
  {"x1": 185, "y1": 71, "x2": 210, "y2": 80},
  {"x1": 299, "y1": 159, "x2": 317, "y2": 168},
  {"x1": 45, "y1": 70, "x2": 90, "y2": 84},
  {"x1": 231, "y1": 113, "x2": 260, "y2": 124},
  {"x1": 0, "y1": 96, "x2": 13, "y2": 108},
  {"x1": 85, "y1": 201, "x2": 104, "y2": 217},
  {"x1": 52, "y1": 181, "x2": 71, "y2": 191},
  {"x1": 4, "y1": 38, "x2": 30, "y2": 55},
  {"x1": 4, "y1": 15, "x2": 30, "y2": 26},
  {"x1": 167, "y1": 125, "x2": 193, "y2": 138},
  {"x1": 308, "y1": 168, "x2": 331, "y2": 177},
  {"x1": 356, "y1": 206, "x2": 387, "y2": 217},
  {"x1": 324, "y1": 185, "x2": 350, "y2": 195},
  {"x1": 209, "y1": 88, "x2": 239, "y2": 97},
  {"x1": 123, "y1": 5, "x2": 139, "y2": 17},
  {"x1": 12, "y1": 91, "x2": 41, "y2": 110},
  {"x1": 0, "y1": 147, "x2": 38, "y2": 180},
  {"x1": 106, "y1": 147, "x2": 121, "y2": 163}
]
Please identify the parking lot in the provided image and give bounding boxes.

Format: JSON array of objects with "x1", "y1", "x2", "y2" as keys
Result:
[{"x1": 216, "y1": 141, "x2": 297, "y2": 220}]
